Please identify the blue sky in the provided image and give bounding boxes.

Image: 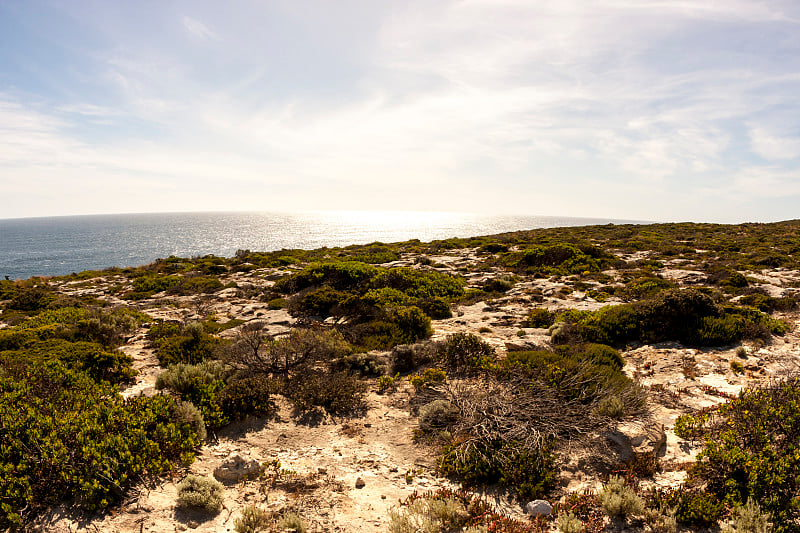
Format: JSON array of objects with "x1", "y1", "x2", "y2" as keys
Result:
[{"x1": 1, "y1": 0, "x2": 799, "y2": 222}]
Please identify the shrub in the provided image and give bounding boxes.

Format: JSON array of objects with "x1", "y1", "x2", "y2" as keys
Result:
[
  {"x1": 482, "y1": 275, "x2": 515, "y2": 293},
  {"x1": 439, "y1": 439, "x2": 557, "y2": 502},
  {"x1": 647, "y1": 488, "x2": 723, "y2": 528},
  {"x1": 378, "y1": 373, "x2": 401, "y2": 393},
  {"x1": 409, "y1": 367, "x2": 447, "y2": 389},
  {"x1": 599, "y1": 475, "x2": 644, "y2": 518},
  {"x1": 155, "y1": 362, "x2": 228, "y2": 429},
  {"x1": 683, "y1": 378, "x2": 800, "y2": 530},
  {"x1": 218, "y1": 376, "x2": 276, "y2": 421},
  {"x1": 418, "y1": 400, "x2": 460, "y2": 432},
  {"x1": 596, "y1": 395, "x2": 626, "y2": 418},
  {"x1": 0, "y1": 360, "x2": 199, "y2": 527},
  {"x1": 388, "y1": 496, "x2": 468, "y2": 533},
  {"x1": 391, "y1": 306, "x2": 433, "y2": 344},
  {"x1": 725, "y1": 498, "x2": 773, "y2": 533},
  {"x1": 175, "y1": 401, "x2": 207, "y2": 441},
  {"x1": 290, "y1": 286, "x2": 352, "y2": 317},
  {"x1": 556, "y1": 512, "x2": 584, "y2": 533},
  {"x1": 525, "y1": 308, "x2": 555, "y2": 328},
  {"x1": 415, "y1": 297, "x2": 453, "y2": 319},
  {"x1": 390, "y1": 343, "x2": 431, "y2": 374},
  {"x1": 3, "y1": 339, "x2": 136, "y2": 384},
  {"x1": 154, "y1": 322, "x2": 222, "y2": 366},
  {"x1": 234, "y1": 505, "x2": 270, "y2": 533},
  {"x1": 434, "y1": 333, "x2": 495, "y2": 372},
  {"x1": 176, "y1": 475, "x2": 223, "y2": 513},
  {"x1": 286, "y1": 371, "x2": 367, "y2": 416},
  {"x1": 331, "y1": 352, "x2": 387, "y2": 377},
  {"x1": 370, "y1": 267, "x2": 465, "y2": 300},
  {"x1": 277, "y1": 511, "x2": 307, "y2": 533}
]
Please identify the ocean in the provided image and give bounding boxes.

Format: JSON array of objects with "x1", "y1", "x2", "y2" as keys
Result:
[{"x1": 0, "y1": 211, "x2": 644, "y2": 281}]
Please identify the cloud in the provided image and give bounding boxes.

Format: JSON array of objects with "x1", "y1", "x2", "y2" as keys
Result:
[
  {"x1": 2, "y1": 1, "x2": 800, "y2": 221},
  {"x1": 182, "y1": 16, "x2": 219, "y2": 41},
  {"x1": 750, "y1": 127, "x2": 800, "y2": 160}
]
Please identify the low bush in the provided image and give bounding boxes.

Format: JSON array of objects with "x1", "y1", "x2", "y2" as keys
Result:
[
  {"x1": 433, "y1": 333, "x2": 495, "y2": 372},
  {"x1": 599, "y1": 475, "x2": 644, "y2": 518},
  {"x1": 0, "y1": 360, "x2": 199, "y2": 527},
  {"x1": 2, "y1": 339, "x2": 135, "y2": 384},
  {"x1": 153, "y1": 322, "x2": 223, "y2": 366},
  {"x1": 677, "y1": 378, "x2": 800, "y2": 531},
  {"x1": 525, "y1": 308, "x2": 555, "y2": 328},
  {"x1": 330, "y1": 352, "x2": 387, "y2": 377},
  {"x1": 277, "y1": 511, "x2": 307, "y2": 533},
  {"x1": 646, "y1": 488, "x2": 723, "y2": 528},
  {"x1": 389, "y1": 495, "x2": 468, "y2": 533},
  {"x1": 390, "y1": 343, "x2": 431, "y2": 374},
  {"x1": 725, "y1": 498, "x2": 773, "y2": 533},
  {"x1": 418, "y1": 400, "x2": 460, "y2": 432},
  {"x1": 218, "y1": 376, "x2": 276, "y2": 421},
  {"x1": 286, "y1": 371, "x2": 367, "y2": 416},
  {"x1": 176, "y1": 475, "x2": 223, "y2": 513},
  {"x1": 409, "y1": 367, "x2": 447, "y2": 389},
  {"x1": 234, "y1": 505, "x2": 270, "y2": 533}
]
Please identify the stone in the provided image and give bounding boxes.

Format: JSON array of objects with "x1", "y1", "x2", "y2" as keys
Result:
[
  {"x1": 213, "y1": 454, "x2": 262, "y2": 483},
  {"x1": 525, "y1": 500, "x2": 552, "y2": 516},
  {"x1": 355, "y1": 477, "x2": 365, "y2": 489},
  {"x1": 607, "y1": 423, "x2": 667, "y2": 462}
]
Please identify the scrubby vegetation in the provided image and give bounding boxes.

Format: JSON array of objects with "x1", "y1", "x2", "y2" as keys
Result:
[{"x1": 3, "y1": 218, "x2": 800, "y2": 530}]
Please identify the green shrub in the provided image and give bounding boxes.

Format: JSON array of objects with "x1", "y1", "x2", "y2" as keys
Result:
[
  {"x1": 418, "y1": 400, "x2": 460, "y2": 432},
  {"x1": 277, "y1": 511, "x2": 307, "y2": 533},
  {"x1": 647, "y1": 488, "x2": 723, "y2": 528},
  {"x1": 290, "y1": 286, "x2": 353, "y2": 317},
  {"x1": 218, "y1": 376, "x2": 276, "y2": 421},
  {"x1": 176, "y1": 475, "x2": 223, "y2": 513},
  {"x1": 2, "y1": 339, "x2": 136, "y2": 384},
  {"x1": 525, "y1": 308, "x2": 555, "y2": 328},
  {"x1": 434, "y1": 333, "x2": 495, "y2": 372},
  {"x1": 438, "y1": 439, "x2": 557, "y2": 501},
  {"x1": 482, "y1": 275, "x2": 515, "y2": 293},
  {"x1": 234, "y1": 505, "x2": 271, "y2": 533},
  {"x1": 389, "y1": 495, "x2": 468, "y2": 533},
  {"x1": 684, "y1": 378, "x2": 800, "y2": 530},
  {"x1": 286, "y1": 371, "x2": 367, "y2": 416},
  {"x1": 273, "y1": 261, "x2": 378, "y2": 293},
  {"x1": 154, "y1": 322, "x2": 222, "y2": 366},
  {"x1": 0, "y1": 360, "x2": 199, "y2": 527},
  {"x1": 331, "y1": 352, "x2": 387, "y2": 377},
  {"x1": 390, "y1": 343, "x2": 431, "y2": 374},
  {"x1": 409, "y1": 367, "x2": 447, "y2": 389},
  {"x1": 370, "y1": 267, "x2": 465, "y2": 300},
  {"x1": 599, "y1": 475, "x2": 644, "y2": 518},
  {"x1": 596, "y1": 395, "x2": 626, "y2": 418},
  {"x1": 725, "y1": 498, "x2": 773, "y2": 533},
  {"x1": 414, "y1": 297, "x2": 452, "y2": 319},
  {"x1": 156, "y1": 362, "x2": 228, "y2": 429},
  {"x1": 175, "y1": 400, "x2": 207, "y2": 441},
  {"x1": 392, "y1": 306, "x2": 433, "y2": 344},
  {"x1": 556, "y1": 512, "x2": 584, "y2": 533}
]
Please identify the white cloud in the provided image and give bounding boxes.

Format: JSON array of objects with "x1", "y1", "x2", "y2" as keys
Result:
[
  {"x1": 182, "y1": 16, "x2": 219, "y2": 41},
  {"x1": 750, "y1": 127, "x2": 800, "y2": 160}
]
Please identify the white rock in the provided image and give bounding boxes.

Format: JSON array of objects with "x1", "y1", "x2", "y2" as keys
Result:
[
  {"x1": 213, "y1": 454, "x2": 262, "y2": 483},
  {"x1": 525, "y1": 499, "x2": 552, "y2": 516}
]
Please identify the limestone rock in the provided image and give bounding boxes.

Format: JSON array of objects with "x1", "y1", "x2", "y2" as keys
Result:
[
  {"x1": 525, "y1": 500, "x2": 552, "y2": 516},
  {"x1": 607, "y1": 423, "x2": 667, "y2": 462},
  {"x1": 213, "y1": 455, "x2": 262, "y2": 483}
]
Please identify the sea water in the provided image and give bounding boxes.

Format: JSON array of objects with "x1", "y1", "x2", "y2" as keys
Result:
[{"x1": 0, "y1": 211, "x2": 643, "y2": 280}]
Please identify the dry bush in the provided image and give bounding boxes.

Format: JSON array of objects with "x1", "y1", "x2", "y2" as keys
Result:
[{"x1": 222, "y1": 326, "x2": 350, "y2": 377}]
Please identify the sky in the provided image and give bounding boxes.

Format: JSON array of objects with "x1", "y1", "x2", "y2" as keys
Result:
[{"x1": 1, "y1": 0, "x2": 799, "y2": 223}]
